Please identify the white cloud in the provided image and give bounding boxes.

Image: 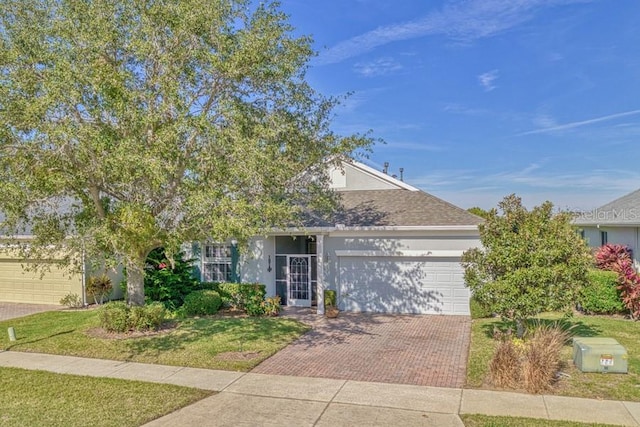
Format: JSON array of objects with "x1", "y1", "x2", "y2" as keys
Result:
[
  {"x1": 518, "y1": 109, "x2": 640, "y2": 136},
  {"x1": 478, "y1": 69, "x2": 499, "y2": 91},
  {"x1": 354, "y1": 57, "x2": 403, "y2": 77},
  {"x1": 407, "y1": 165, "x2": 640, "y2": 210},
  {"x1": 316, "y1": 0, "x2": 591, "y2": 65}
]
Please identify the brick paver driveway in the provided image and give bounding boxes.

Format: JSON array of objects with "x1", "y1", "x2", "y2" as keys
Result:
[
  {"x1": 252, "y1": 308, "x2": 471, "y2": 388},
  {"x1": 0, "y1": 302, "x2": 60, "y2": 321}
]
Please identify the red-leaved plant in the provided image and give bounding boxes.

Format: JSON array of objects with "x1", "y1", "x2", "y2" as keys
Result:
[{"x1": 594, "y1": 244, "x2": 640, "y2": 319}]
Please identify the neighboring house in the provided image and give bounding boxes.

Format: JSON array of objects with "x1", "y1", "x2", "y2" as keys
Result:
[
  {"x1": 187, "y1": 160, "x2": 483, "y2": 315},
  {"x1": 573, "y1": 188, "x2": 640, "y2": 269},
  {"x1": 0, "y1": 216, "x2": 123, "y2": 305}
]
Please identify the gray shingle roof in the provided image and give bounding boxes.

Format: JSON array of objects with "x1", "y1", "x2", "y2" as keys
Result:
[
  {"x1": 573, "y1": 188, "x2": 640, "y2": 226},
  {"x1": 327, "y1": 189, "x2": 483, "y2": 227}
]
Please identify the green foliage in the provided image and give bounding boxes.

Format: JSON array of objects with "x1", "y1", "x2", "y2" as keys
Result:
[
  {"x1": 579, "y1": 269, "x2": 625, "y2": 315},
  {"x1": 99, "y1": 301, "x2": 166, "y2": 333},
  {"x1": 86, "y1": 274, "x2": 113, "y2": 305},
  {"x1": 0, "y1": 0, "x2": 373, "y2": 306},
  {"x1": 59, "y1": 293, "x2": 83, "y2": 309},
  {"x1": 144, "y1": 248, "x2": 199, "y2": 310},
  {"x1": 324, "y1": 289, "x2": 337, "y2": 307},
  {"x1": 261, "y1": 296, "x2": 281, "y2": 316},
  {"x1": 462, "y1": 194, "x2": 592, "y2": 336},
  {"x1": 99, "y1": 302, "x2": 130, "y2": 333},
  {"x1": 129, "y1": 303, "x2": 167, "y2": 331},
  {"x1": 203, "y1": 282, "x2": 267, "y2": 315},
  {"x1": 182, "y1": 290, "x2": 222, "y2": 317},
  {"x1": 467, "y1": 206, "x2": 491, "y2": 220},
  {"x1": 470, "y1": 295, "x2": 493, "y2": 319}
]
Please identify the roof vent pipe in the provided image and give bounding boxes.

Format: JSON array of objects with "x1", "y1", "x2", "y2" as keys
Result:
[
  {"x1": 383, "y1": 162, "x2": 389, "y2": 174},
  {"x1": 399, "y1": 168, "x2": 404, "y2": 182}
]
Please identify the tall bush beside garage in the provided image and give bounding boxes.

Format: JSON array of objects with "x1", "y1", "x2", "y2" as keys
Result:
[{"x1": 461, "y1": 194, "x2": 592, "y2": 337}]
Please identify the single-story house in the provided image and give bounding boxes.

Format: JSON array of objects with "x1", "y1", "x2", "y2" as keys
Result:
[
  {"x1": 186, "y1": 160, "x2": 483, "y2": 315},
  {"x1": 573, "y1": 188, "x2": 640, "y2": 269},
  {"x1": 0, "y1": 160, "x2": 482, "y2": 314}
]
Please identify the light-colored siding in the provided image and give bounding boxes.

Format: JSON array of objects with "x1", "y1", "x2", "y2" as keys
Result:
[
  {"x1": 338, "y1": 256, "x2": 469, "y2": 315},
  {"x1": 0, "y1": 256, "x2": 82, "y2": 305}
]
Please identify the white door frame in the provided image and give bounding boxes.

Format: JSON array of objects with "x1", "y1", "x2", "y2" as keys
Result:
[{"x1": 286, "y1": 255, "x2": 312, "y2": 307}]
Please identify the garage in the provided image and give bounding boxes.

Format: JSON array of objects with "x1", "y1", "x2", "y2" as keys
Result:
[
  {"x1": 337, "y1": 255, "x2": 470, "y2": 315},
  {"x1": 0, "y1": 254, "x2": 83, "y2": 305}
]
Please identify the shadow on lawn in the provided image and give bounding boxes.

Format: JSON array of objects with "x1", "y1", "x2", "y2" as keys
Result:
[
  {"x1": 479, "y1": 317, "x2": 603, "y2": 340},
  {"x1": 123, "y1": 317, "x2": 308, "y2": 357}
]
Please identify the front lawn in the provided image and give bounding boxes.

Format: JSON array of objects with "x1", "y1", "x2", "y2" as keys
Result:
[
  {"x1": 0, "y1": 309, "x2": 309, "y2": 371},
  {"x1": 461, "y1": 414, "x2": 622, "y2": 427},
  {"x1": 0, "y1": 367, "x2": 211, "y2": 427},
  {"x1": 468, "y1": 313, "x2": 640, "y2": 401}
]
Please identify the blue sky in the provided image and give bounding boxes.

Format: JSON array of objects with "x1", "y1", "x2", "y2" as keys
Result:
[{"x1": 279, "y1": 0, "x2": 640, "y2": 210}]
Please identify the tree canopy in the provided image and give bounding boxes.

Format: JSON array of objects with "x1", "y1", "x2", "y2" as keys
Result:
[
  {"x1": 461, "y1": 194, "x2": 592, "y2": 336},
  {"x1": 0, "y1": 0, "x2": 372, "y2": 304}
]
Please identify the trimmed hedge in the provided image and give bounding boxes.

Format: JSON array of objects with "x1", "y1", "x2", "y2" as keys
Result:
[
  {"x1": 200, "y1": 282, "x2": 266, "y2": 316},
  {"x1": 182, "y1": 290, "x2": 222, "y2": 316},
  {"x1": 579, "y1": 269, "x2": 625, "y2": 314},
  {"x1": 99, "y1": 301, "x2": 166, "y2": 333}
]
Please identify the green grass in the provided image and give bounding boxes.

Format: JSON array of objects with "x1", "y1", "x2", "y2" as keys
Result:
[
  {"x1": 468, "y1": 313, "x2": 640, "y2": 401},
  {"x1": 0, "y1": 367, "x2": 211, "y2": 427},
  {"x1": 461, "y1": 414, "x2": 623, "y2": 427},
  {"x1": 0, "y1": 309, "x2": 309, "y2": 371}
]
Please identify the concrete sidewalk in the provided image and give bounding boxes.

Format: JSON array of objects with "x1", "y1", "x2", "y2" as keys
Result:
[{"x1": 1, "y1": 351, "x2": 639, "y2": 426}]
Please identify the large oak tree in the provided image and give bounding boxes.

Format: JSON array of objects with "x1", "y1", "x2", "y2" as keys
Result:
[{"x1": 0, "y1": 0, "x2": 371, "y2": 304}]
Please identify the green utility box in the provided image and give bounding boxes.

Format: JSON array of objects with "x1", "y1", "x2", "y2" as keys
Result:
[{"x1": 573, "y1": 337, "x2": 628, "y2": 373}]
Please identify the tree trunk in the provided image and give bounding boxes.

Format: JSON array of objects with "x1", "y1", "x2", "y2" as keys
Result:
[{"x1": 126, "y1": 258, "x2": 146, "y2": 306}]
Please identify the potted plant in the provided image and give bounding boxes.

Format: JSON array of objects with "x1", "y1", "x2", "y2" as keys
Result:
[{"x1": 324, "y1": 289, "x2": 339, "y2": 318}]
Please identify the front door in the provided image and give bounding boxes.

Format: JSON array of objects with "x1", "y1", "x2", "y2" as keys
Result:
[{"x1": 287, "y1": 255, "x2": 311, "y2": 307}]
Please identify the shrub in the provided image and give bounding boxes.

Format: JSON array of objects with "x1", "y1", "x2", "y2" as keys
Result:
[
  {"x1": 594, "y1": 244, "x2": 640, "y2": 318},
  {"x1": 261, "y1": 296, "x2": 281, "y2": 316},
  {"x1": 182, "y1": 290, "x2": 222, "y2": 316},
  {"x1": 522, "y1": 323, "x2": 571, "y2": 393},
  {"x1": 99, "y1": 301, "x2": 130, "y2": 333},
  {"x1": 324, "y1": 289, "x2": 337, "y2": 308},
  {"x1": 86, "y1": 274, "x2": 113, "y2": 305},
  {"x1": 202, "y1": 282, "x2": 266, "y2": 314},
  {"x1": 129, "y1": 303, "x2": 167, "y2": 331},
  {"x1": 489, "y1": 330, "x2": 521, "y2": 389},
  {"x1": 99, "y1": 301, "x2": 166, "y2": 332},
  {"x1": 144, "y1": 248, "x2": 199, "y2": 310},
  {"x1": 594, "y1": 244, "x2": 633, "y2": 271},
  {"x1": 579, "y1": 269, "x2": 625, "y2": 314},
  {"x1": 470, "y1": 295, "x2": 493, "y2": 319},
  {"x1": 60, "y1": 293, "x2": 83, "y2": 309},
  {"x1": 489, "y1": 322, "x2": 571, "y2": 393}
]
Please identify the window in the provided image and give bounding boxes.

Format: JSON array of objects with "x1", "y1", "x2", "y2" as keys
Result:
[
  {"x1": 600, "y1": 231, "x2": 608, "y2": 246},
  {"x1": 202, "y1": 243, "x2": 232, "y2": 282}
]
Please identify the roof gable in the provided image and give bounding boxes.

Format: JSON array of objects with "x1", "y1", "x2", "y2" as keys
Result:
[{"x1": 328, "y1": 161, "x2": 418, "y2": 192}]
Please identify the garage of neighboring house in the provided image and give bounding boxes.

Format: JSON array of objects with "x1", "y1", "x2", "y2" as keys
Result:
[{"x1": 0, "y1": 249, "x2": 83, "y2": 305}]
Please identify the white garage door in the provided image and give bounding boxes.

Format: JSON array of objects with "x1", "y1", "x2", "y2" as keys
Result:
[{"x1": 338, "y1": 256, "x2": 469, "y2": 315}]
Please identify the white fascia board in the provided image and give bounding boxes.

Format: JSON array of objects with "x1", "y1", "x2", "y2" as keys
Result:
[
  {"x1": 349, "y1": 160, "x2": 420, "y2": 191},
  {"x1": 334, "y1": 249, "x2": 465, "y2": 258},
  {"x1": 268, "y1": 225, "x2": 479, "y2": 235},
  {"x1": 331, "y1": 225, "x2": 479, "y2": 232}
]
